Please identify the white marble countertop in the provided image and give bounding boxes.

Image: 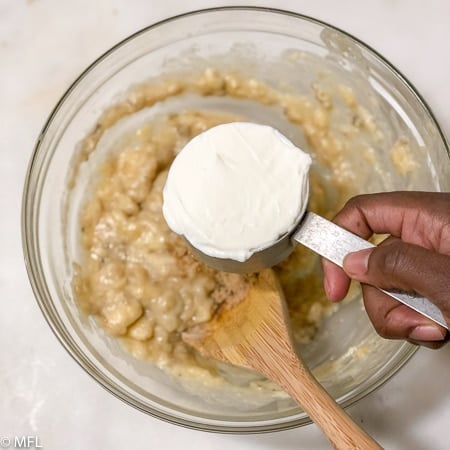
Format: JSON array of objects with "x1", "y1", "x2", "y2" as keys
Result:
[{"x1": 1, "y1": 1, "x2": 449, "y2": 449}]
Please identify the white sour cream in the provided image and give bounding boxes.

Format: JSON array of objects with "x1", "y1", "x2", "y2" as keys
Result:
[{"x1": 162, "y1": 122, "x2": 312, "y2": 261}]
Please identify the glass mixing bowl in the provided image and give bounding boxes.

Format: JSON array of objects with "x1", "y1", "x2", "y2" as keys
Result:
[{"x1": 22, "y1": 7, "x2": 450, "y2": 432}]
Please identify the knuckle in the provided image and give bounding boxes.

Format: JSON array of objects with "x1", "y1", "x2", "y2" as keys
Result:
[
  {"x1": 337, "y1": 195, "x2": 371, "y2": 231},
  {"x1": 379, "y1": 242, "x2": 409, "y2": 277},
  {"x1": 375, "y1": 322, "x2": 392, "y2": 339},
  {"x1": 437, "y1": 219, "x2": 450, "y2": 252},
  {"x1": 343, "y1": 194, "x2": 366, "y2": 211},
  {"x1": 378, "y1": 310, "x2": 399, "y2": 339},
  {"x1": 362, "y1": 288, "x2": 397, "y2": 339},
  {"x1": 428, "y1": 260, "x2": 450, "y2": 308}
]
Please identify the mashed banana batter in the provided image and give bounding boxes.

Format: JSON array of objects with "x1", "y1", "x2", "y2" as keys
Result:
[{"x1": 73, "y1": 68, "x2": 361, "y2": 393}]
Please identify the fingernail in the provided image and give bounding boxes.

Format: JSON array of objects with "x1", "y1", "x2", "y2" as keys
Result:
[
  {"x1": 409, "y1": 325, "x2": 446, "y2": 341},
  {"x1": 323, "y1": 279, "x2": 342, "y2": 303},
  {"x1": 324, "y1": 278, "x2": 332, "y2": 300},
  {"x1": 343, "y1": 248, "x2": 372, "y2": 277}
]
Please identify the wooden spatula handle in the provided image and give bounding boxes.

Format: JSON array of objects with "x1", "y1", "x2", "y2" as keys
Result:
[
  {"x1": 184, "y1": 269, "x2": 382, "y2": 449},
  {"x1": 277, "y1": 360, "x2": 382, "y2": 449}
]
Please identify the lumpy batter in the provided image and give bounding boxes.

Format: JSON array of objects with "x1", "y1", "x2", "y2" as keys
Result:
[{"x1": 72, "y1": 68, "x2": 360, "y2": 395}]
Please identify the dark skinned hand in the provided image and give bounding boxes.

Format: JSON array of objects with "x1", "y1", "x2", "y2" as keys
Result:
[{"x1": 322, "y1": 191, "x2": 450, "y2": 349}]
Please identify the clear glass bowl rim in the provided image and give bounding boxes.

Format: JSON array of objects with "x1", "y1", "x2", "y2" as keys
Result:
[{"x1": 21, "y1": 6, "x2": 449, "y2": 434}]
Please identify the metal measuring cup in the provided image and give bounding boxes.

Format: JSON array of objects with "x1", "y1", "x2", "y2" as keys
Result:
[{"x1": 186, "y1": 203, "x2": 448, "y2": 331}]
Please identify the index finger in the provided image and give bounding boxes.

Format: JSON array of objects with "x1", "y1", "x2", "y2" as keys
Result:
[
  {"x1": 322, "y1": 191, "x2": 450, "y2": 302},
  {"x1": 331, "y1": 191, "x2": 450, "y2": 251}
]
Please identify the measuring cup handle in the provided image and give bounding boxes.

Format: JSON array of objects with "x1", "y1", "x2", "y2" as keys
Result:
[{"x1": 292, "y1": 211, "x2": 448, "y2": 330}]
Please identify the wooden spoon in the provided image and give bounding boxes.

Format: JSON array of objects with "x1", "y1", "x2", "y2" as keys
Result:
[{"x1": 183, "y1": 269, "x2": 382, "y2": 450}]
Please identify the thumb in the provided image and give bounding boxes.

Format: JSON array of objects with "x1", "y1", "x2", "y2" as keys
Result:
[{"x1": 343, "y1": 240, "x2": 450, "y2": 313}]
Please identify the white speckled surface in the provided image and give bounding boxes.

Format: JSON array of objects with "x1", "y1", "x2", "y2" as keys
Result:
[{"x1": 1, "y1": 1, "x2": 449, "y2": 449}]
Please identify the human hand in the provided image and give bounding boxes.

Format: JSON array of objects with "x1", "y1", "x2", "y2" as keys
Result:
[{"x1": 322, "y1": 191, "x2": 450, "y2": 349}]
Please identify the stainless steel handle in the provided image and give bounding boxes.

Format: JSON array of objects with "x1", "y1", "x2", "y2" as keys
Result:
[{"x1": 293, "y1": 212, "x2": 448, "y2": 330}]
